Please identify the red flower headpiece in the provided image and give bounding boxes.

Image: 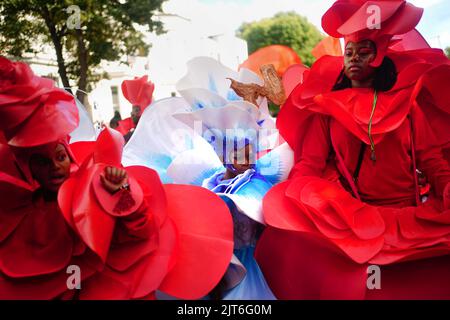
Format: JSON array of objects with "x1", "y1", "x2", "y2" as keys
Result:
[
  {"x1": 322, "y1": 0, "x2": 423, "y2": 66},
  {"x1": 0, "y1": 56, "x2": 79, "y2": 147},
  {"x1": 121, "y1": 75, "x2": 155, "y2": 111}
]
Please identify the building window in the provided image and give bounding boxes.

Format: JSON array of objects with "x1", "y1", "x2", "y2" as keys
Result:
[{"x1": 111, "y1": 86, "x2": 120, "y2": 112}]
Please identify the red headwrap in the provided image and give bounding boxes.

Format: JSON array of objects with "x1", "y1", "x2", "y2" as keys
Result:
[
  {"x1": 121, "y1": 75, "x2": 155, "y2": 111},
  {"x1": 322, "y1": 0, "x2": 424, "y2": 66},
  {"x1": 0, "y1": 56, "x2": 79, "y2": 147}
]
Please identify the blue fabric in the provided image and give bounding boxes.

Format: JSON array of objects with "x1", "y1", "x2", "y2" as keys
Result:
[
  {"x1": 231, "y1": 173, "x2": 272, "y2": 202},
  {"x1": 139, "y1": 153, "x2": 174, "y2": 184},
  {"x1": 256, "y1": 149, "x2": 286, "y2": 185},
  {"x1": 208, "y1": 74, "x2": 219, "y2": 94},
  {"x1": 226, "y1": 88, "x2": 242, "y2": 101},
  {"x1": 204, "y1": 169, "x2": 256, "y2": 194},
  {"x1": 203, "y1": 169, "x2": 276, "y2": 300},
  {"x1": 204, "y1": 169, "x2": 272, "y2": 198},
  {"x1": 223, "y1": 246, "x2": 276, "y2": 300},
  {"x1": 190, "y1": 167, "x2": 224, "y2": 186}
]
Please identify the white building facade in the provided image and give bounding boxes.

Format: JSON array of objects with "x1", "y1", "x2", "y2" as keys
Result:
[
  {"x1": 88, "y1": 12, "x2": 248, "y2": 126},
  {"x1": 24, "y1": 11, "x2": 248, "y2": 126}
]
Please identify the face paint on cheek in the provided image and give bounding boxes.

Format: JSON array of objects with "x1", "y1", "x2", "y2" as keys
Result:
[{"x1": 344, "y1": 40, "x2": 377, "y2": 79}]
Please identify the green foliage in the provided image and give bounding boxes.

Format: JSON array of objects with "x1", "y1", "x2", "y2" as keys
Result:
[
  {"x1": 268, "y1": 101, "x2": 279, "y2": 118},
  {"x1": 445, "y1": 47, "x2": 450, "y2": 59},
  {"x1": 0, "y1": 0, "x2": 166, "y2": 95},
  {"x1": 238, "y1": 12, "x2": 323, "y2": 67}
]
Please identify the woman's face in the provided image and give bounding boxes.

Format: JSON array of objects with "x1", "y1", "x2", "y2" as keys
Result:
[
  {"x1": 344, "y1": 40, "x2": 377, "y2": 87},
  {"x1": 29, "y1": 143, "x2": 71, "y2": 193}
]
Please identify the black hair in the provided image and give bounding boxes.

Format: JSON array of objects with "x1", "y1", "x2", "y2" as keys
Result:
[
  {"x1": 332, "y1": 56, "x2": 398, "y2": 92},
  {"x1": 113, "y1": 110, "x2": 122, "y2": 120},
  {"x1": 109, "y1": 118, "x2": 119, "y2": 128}
]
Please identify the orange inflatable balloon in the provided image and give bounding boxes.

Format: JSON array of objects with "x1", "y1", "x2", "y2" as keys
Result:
[
  {"x1": 240, "y1": 45, "x2": 302, "y2": 77},
  {"x1": 311, "y1": 36, "x2": 343, "y2": 60}
]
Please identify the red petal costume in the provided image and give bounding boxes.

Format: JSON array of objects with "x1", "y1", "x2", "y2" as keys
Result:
[
  {"x1": 0, "y1": 57, "x2": 96, "y2": 299},
  {"x1": 255, "y1": 0, "x2": 450, "y2": 299},
  {"x1": 59, "y1": 128, "x2": 234, "y2": 299},
  {"x1": 0, "y1": 58, "x2": 233, "y2": 299},
  {"x1": 116, "y1": 76, "x2": 155, "y2": 136}
]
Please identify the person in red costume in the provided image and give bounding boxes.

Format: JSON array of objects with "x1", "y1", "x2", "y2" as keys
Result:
[
  {"x1": 0, "y1": 57, "x2": 234, "y2": 299},
  {"x1": 116, "y1": 75, "x2": 154, "y2": 142},
  {"x1": 255, "y1": 0, "x2": 450, "y2": 299},
  {"x1": 0, "y1": 56, "x2": 97, "y2": 299}
]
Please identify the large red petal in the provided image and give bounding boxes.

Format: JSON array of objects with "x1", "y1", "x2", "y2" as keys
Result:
[
  {"x1": 0, "y1": 202, "x2": 73, "y2": 278},
  {"x1": 93, "y1": 128, "x2": 124, "y2": 166},
  {"x1": 64, "y1": 162, "x2": 116, "y2": 262},
  {"x1": 263, "y1": 180, "x2": 317, "y2": 232},
  {"x1": 126, "y1": 166, "x2": 169, "y2": 228},
  {"x1": 80, "y1": 218, "x2": 177, "y2": 299},
  {"x1": 158, "y1": 185, "x2": 234, "y2": 299}
]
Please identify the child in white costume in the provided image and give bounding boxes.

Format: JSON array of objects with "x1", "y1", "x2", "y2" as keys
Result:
[{"x1": 123, "y1": 57, "x2": 294, "y2": 299}]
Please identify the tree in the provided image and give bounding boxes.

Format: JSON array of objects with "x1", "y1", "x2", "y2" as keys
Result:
[
  {"x1": 446, "y1": 47, "x2": 450, "y2": 59},
  {"x1": 238, "y1": 12, "x2": 323, "y2": 67},
  {"x1": 0, "y1": 0, "x2": 166, "y2": 108}
]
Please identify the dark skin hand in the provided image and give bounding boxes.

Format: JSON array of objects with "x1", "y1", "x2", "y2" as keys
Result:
[
  {"x1": 344, "y1": 40, "x2": 377, "y2": 88},
  {"x1": 100, "y1": 166, "x2": 129, "y2": 194}
]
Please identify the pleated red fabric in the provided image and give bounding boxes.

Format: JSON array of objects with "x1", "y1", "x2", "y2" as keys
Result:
[
  {"x1": 121, "y1": 75, "x2": 154, "y2": 111},
  {"x1": 57, "y1": 129, "x2": 235, "y2": 299},
  {"x1": 0, "y1": 57, "x2": 78, "y2": 148}
]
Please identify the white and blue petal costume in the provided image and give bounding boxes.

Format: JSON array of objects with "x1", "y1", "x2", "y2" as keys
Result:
[{"x1": 122, "y1": 57, "x2": 294, "y2": 300}]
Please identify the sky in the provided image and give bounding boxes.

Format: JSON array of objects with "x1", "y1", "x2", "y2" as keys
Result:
[{"x1": 162, "y1": 0, "x2": 450, "y2": 49}]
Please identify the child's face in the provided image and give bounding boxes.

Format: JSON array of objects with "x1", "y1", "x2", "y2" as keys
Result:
[
  {"x1": 229, "y1": 144, "x2": 255, "y2": 175},
  {"x1": 29, "y1": 143, "x2": 71, "y2": 193}
]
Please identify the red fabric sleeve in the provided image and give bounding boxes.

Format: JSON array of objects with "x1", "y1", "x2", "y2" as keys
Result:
[
  {"x1": 289, "y1": 114, "x2": 331, "y2": 179},
  {"x1": 116, "y1": 118, "x2": 135, "y2": 136},
  {"x1": 413, "y1": 107, "x2": 450, "y2": 198},
  {"x1": 113, "y1": 198, "x2": 152, "y2": 243}
]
